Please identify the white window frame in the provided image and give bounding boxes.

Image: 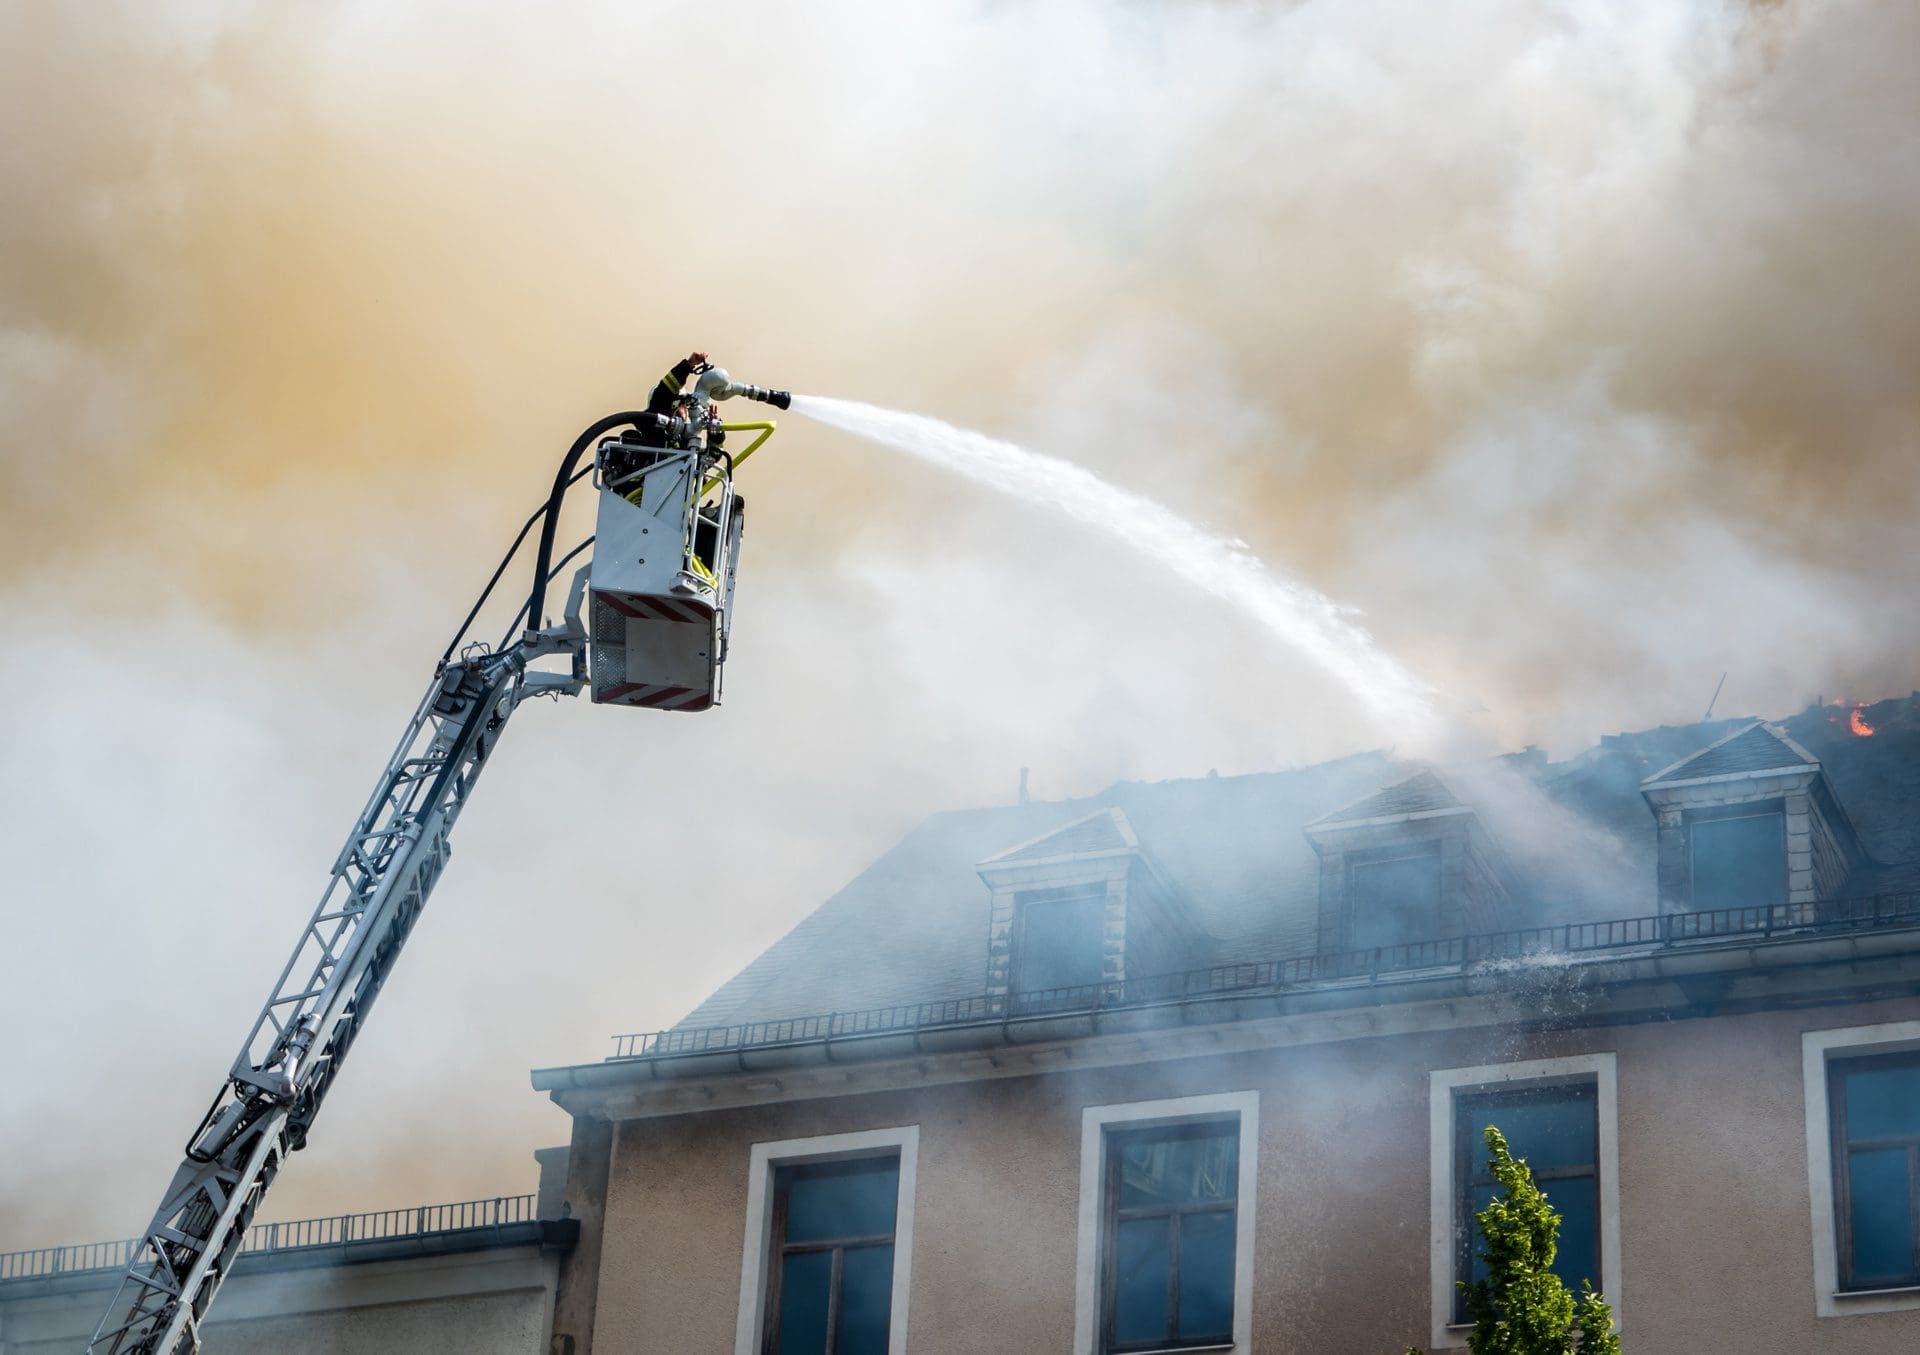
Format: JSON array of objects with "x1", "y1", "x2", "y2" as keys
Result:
[
  {"x1": 1072, "y1": 1089, "x2": 1260, "y2": 1355},
  {"x1": 1428, "y1": 1054, "x2": 1621, "y2": 1351},
  {"x1": 1802, "y1": 1019, "x2": 1920, "y2": 1317},
  {"x1": 732, "y1": 1124, "x2": 919, "y2": 1355}
]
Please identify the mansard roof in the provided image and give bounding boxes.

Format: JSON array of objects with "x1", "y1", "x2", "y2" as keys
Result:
[{"x1": 672, "y1": 694, "x2": 1920, "y2": 1031}]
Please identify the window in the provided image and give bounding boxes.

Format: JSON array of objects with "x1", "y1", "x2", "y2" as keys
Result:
[
  {"x1": 734, "y1": 1127, "x2": 918, "y2": 1355},
  {"x1": 1687, "y1": 803, "x2": 1785, "y2": 911},
  {"x1": 1074, "y1": 1092, "x2": 1258, "y2": 1355},
  {"x1": 1429, "y1": 1055, "x2": 1621, "y2": 1349},
  {"x1": 1452, "y1": 1084, "x2": 1600, "y2": 1321},
  {"x1": 764, "y1": 1158, "x2": 899, "y2": 1355},
  {"x1": 1014, "y1": 885, "x2": 1107, "y2": 995},
  {"x1": 1349, "y1": 844, "x2": 1442, "y2": 949},
  {"x1": 1828, "y1": 1051, "x2": 1920, "y2": 1292},
  {"x1": 1103, "y1": 1121, "x2": 1239, "y2": 1351}
]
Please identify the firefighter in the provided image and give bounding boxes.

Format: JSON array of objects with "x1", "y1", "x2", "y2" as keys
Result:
[{"x1": 647, "y1": 350, "x2": 710, "y2": 420}]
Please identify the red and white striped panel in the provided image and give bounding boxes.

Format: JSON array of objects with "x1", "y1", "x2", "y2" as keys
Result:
[
  {"x1": 598, "y1": 682, "x2": 714, "y2": 712},
  {"x1": 597, "y1": 592, "x2": 713, "y2": 625}
]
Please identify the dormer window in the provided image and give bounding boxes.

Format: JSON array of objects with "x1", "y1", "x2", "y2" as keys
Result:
[
  {"x1": 976, "y1": 808, "x2": 1198, "y2": 1011},
  {"x1": 1304, "y1": 772, "x2": 1512, "y2": 953},
  {"x1": 1012, "y1": 886, "x2": 1106, "y2": 995},
  {"x1": 1687, "y1": 801, "x2": 1786, "y2": 910},
  {"x1": 1642, "y1": 722, "x2": 1859, "y2": 915},
  {"x1": 1348, "y1": 843, "x2": 1444, "y2": 950}
]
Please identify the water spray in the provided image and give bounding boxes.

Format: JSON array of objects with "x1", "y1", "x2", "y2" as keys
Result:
[{"x1": 787, "y1": 393, "x2": 1444, "y2": 748}]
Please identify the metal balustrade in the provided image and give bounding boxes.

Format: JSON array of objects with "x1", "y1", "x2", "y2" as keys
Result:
[
  {"x1": 0, "y1": 1195, "x2": 536, "y2": 1284},
  {"x1": 608, "y1": 890, "x2": 1920, "y2": 1061}
]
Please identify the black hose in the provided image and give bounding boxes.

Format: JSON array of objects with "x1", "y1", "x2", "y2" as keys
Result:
[
  {"x1": 525, "y1": 412, "x2": 647, "y2": 641},
  {"x1": 438, "y1": 464, "x2": 596, "y2": 665},
  {"x1": 496, "y1": 535, "x2": 595, "y2": 652}
]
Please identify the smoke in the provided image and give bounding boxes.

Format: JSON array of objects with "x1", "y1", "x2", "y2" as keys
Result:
[
  {"x1": 2, "y1": 0, "x2": 1918, "y2": 1247},
  {"x1": 791, "y1": 394, "x2": 1442, "y2": 744}
]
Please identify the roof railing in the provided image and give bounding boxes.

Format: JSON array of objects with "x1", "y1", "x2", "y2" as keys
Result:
[
  {"x1": 0, "y1": 1194, "x2": 536, "y2": 1285},
  {"x1": 608, "y1": 890, "x2": 1920, "y2": 1061}
]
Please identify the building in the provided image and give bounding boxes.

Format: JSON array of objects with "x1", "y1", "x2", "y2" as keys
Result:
[
  {"x1": 532, "y1": 696, "x2": 1920, "y2": 1354},
  {"x1": 11, "y1": 697, "x2": 1919, "y2": 1353},
  {"x1": 0, "y1": 1162, "x2": 574, "y2": 1354}
]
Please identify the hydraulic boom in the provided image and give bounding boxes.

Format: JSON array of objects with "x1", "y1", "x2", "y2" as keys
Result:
[{"x1": 91, "y1": 359, "x2": 790, "y2": 1353}]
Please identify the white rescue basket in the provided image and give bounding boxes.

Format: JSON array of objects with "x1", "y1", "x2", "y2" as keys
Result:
[{"x1": 587, "y1": 435, "x2": 744, "y2": 711}]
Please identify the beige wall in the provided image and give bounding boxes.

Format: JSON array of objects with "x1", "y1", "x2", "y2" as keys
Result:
[{"x1": 581, "y1": 995, "x2": 1920, "y2": 1353}]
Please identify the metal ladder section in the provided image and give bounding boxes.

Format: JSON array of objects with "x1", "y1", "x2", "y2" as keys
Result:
[{"x1": 89, "y1": 621, "x2": 584, "y2": 1354}]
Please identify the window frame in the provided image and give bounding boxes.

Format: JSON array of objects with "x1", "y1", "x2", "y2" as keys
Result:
[
  {"x1": 1345, "y1": 841, "x2": 1444, "y2": 950},
  {"x1": 734, "y1": 1126, "x2": 919, "y2": 1355},
  {"x1": 1449, "y1": 1082, "x2": 1602, "y2": 1323},
  {"x1": 1803, "y1": 1021, "x2": 1920, "y2": 1317},
  {"x1": 1828, "y1": 1050, "x2": 1920, "y2": 1292},
  {"x1": 1684, "y1": 799, "x2": 1786, "y2": 911},
  {"x1": 1428, "y1": 1054, "x2": 1621, "y2": 1351},
  {"x1": 1073, "y1": 1091, "x2": 1259, "y2": 1355},
  {"x1": 761, "y1": 1156, "x2": 902, "y2": 1355},
  {"x1": 1100, "y1": 1119, "x2": 1242, "y2": 1353}
]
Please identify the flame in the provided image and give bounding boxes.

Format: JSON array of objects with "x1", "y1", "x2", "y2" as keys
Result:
[{"x1": 1849, "y1": 706, "x2": 1876, "y2": 736}]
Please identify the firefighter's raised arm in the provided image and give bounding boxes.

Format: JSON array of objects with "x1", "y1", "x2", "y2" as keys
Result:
[{"x1": 647, "y1": 351, "x2": 711, "y2": 415}]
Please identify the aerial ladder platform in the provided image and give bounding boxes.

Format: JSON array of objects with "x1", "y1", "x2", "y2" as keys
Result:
[{"x1": 89, "y1": 358, "x2": 791, "y2": 1354}]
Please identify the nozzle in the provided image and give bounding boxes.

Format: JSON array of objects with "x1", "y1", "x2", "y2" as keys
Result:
[
  {"x1": 700, "y1": 366, "x2": 791, "y2": 410},
  {"x1": 735, "y1": 384, "x2": 792, "y2": 410}
]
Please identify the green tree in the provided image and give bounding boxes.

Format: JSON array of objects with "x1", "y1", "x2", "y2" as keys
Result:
[{"x1": 1406, "y1": 1125, "x2": 1620, "y2": 1355}]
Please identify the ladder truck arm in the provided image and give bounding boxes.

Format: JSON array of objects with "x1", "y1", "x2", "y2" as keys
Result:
[
  {"x1": 88, "y1": 604, "x2": 586, "y2": 1355},
  {"x1": 89, "y1": 364, "x2": 791, "y2": 1354}
]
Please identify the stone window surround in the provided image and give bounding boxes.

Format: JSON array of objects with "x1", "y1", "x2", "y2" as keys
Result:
[
  {"x1": 1801, "y1": 1019, "x2": 1920, "y2": 1318},
  {"x1": 1427, "y1": 1054, "x2": 1623, "y2": 1351},
  {"x1": 731, "y1": 1124, "x2": 920, "y2": 1355},
  {"x1": 1072, "y1": 1090, "x2": 1261, "y2": 1355}
]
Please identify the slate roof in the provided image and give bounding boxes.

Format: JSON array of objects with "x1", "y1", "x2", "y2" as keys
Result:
[
  {"x1": 1642, "y1": 721, "x2": 1818, "y2": 784},
  {"x1": 980, "y1": 808, "x2": 1136, "y2": 866},
  {"x1": 676, "y1": 693, "x2": 1920, "y2": 1031},
  {"x1": 1309, "y1": 770, "x2": 1464, "y2": 827}
]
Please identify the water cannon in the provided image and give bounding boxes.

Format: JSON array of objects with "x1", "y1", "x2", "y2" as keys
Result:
[{"x1": 696, "y1": 366, "x2": 793, "y2": 410}]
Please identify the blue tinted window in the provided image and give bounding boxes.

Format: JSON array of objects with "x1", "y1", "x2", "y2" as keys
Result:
[
  {"x1": 1016, "y1": 888, "x2": 1106, "y2": 993},
  {"x1": 1848, "y1": 1151, "x2": 1912, "y2": 1284},
  {"x1": 837, "y1": 1245, "x2": 895, "y2": 1355},
  {"x1": 1845, "y1": 1063, "x2": 1920, "y2": 1141},
  {"x1": 784, "y1": 1162, "x2": 898, "y2": 1243},
  {"x1": 1105, "y1": 1121, "x2": 1239, "y2": 1352},
  {"x1": 1177, "y1": 1211, "x2": 1236, "y2": 1340},
  {"x1": 1457, "y1": 1084, "x2": 1601, "y2": 1318},
  {"x1": 1462, "y1": 1093, "x2": 1596, "y2": 1176},
  {"x1": 1117, "y1": 1129, "x2": 1238, "y2": 1209},
  {"x1": 1547, "y1": 1182, "x2": 1600, "y2": 1292},
  {"x1": 1834, "y1": 1054, "x2": 1920, "y2": 1290},
  {"x1": 1350, "y1": 849, "x2": 1442, "y2": 949},
  {"x1": 1689, "y1": 809, "x2": 1784, "y2": 911},
  {"x1": 768, "y1": 1158, "x2": 899, "y2": 1354},
  {"x1": 774, "y1": 1251, "x2": 831, "y2": 1355},
  {"x1": 1113, "y1": 1218, "x2": 1172, "y2": 1346}
]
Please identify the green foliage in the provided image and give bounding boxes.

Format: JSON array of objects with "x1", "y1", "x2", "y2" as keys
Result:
[{"x1": 1405, "y1": 1125, "x2": 1621, "y2": 1355}]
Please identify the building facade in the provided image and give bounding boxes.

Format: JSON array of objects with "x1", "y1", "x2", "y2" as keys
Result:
[
  {"x1": 14, "y1": 699, "x2": 1920, "y2": 1352},
  {"x1": 0, "y1": 1165, "x2": 575, "y2": 1354},
  {"x1": 535, "y1": 698, "x2": 1920, "y2": 1354}
]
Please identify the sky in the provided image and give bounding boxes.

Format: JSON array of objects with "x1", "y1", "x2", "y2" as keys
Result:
[{"x1": 2, "y1": 0, "x2": 1917, "y2": 1248}]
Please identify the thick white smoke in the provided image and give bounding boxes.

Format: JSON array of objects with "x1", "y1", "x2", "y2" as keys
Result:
[{"x1": 1, "y1": 0, "x2": 1916, "y2": 1251}]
